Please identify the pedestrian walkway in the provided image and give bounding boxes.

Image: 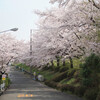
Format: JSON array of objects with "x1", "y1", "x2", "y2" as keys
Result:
[{"x1": 0, "y1": 66, "x2": 83, "y2": 100}]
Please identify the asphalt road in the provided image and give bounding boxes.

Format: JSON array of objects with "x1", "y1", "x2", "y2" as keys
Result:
[{"x1": 0, "y1": 66, "x2": 83, "y2": 100}]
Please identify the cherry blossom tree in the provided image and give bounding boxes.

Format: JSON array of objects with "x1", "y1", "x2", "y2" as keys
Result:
[
  {"x1": 28, "y1": 0, "x2": 100, "y2": 68},
  {"x1": 0, "y1": 33, "x2": 29, "y2": 71},
  {"x1": 12, "y1": 0, "x2": 100, "y2": 68}
]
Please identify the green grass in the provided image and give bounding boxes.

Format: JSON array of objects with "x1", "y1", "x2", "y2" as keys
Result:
[
  {"x1": 74, "y1": 83, "x2": 80, "y2": 87},
  {"x1": 73, "y1": 58, "x2": 81, "y2": 68},
  {"x1": 66, "y1": 78, "x2": 76, "y2": 84},
  {"x1": 0, "y1": 78, "x2": 11, "y2": 89},
  {"x1": 5, "y1": 78, "x2": 11, "y2": 88},
  {"x1": 53, "y1": 60, "x2": 57, "y2": 67},
  {"x1": 60, "y1": 78, "x2": 76, "y2": 85},
  {"x1": 32, "y1": 68, "x2": 57, "y2": 80},
  {"x1": 59, "y1": 78, "x2": 69, "y2": 84},
  {"x1": 40, "y1": 70, "x2": 59, "y2": 80},
  {"x1": 16, "y1": 63, "x2": 30, "y2": 71}
]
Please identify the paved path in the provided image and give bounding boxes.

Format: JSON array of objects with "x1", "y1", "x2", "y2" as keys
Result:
[{"x1": 0, "y1": 66, "x2": 83, "y2": 100}]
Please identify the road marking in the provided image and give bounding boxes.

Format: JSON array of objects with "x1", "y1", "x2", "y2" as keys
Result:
[{"x1": 17, "y1": 94, "x2": 34, "y2": 98}]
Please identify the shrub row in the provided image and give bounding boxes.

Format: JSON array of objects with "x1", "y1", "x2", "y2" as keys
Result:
[
  {"x1": 84, "y1": 87, "x2": 99, "y2": 100},
  {"x1": 45, "y1": 81, "x2": 85, "y2": 96},
  {"x1": 50, "y1": 71, "x2": 67, "y2": 82},
  {"x1": 59, "y1": 67, "x2": 69, "y2": 72},
  {"x1": 45, "y1": 80, "x2": 100, "y2": 100},
  {"x1": 57, "y1": 84, "x2": 75, "y2": 93},
  {"x1": 96, "y1": 91, "x2": 100, "y2": 100},
  {"x1": 45, "y1": 80, "x2": 58, "y2": 88},
  {"x1": 50, "y1": 69, "x2": 76, "y2": 82}
]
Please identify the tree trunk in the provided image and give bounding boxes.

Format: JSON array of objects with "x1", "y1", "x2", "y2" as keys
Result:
[
  {"x1": 57, "y1": 57, "x2": 60, "y2": 67},
  {"x1": 1, "y1": 57, "x2": 4, "y2": 69},
  {"x1": 51, "y1": 60, "x2": 54, "y2": 66},
  {"x1": 6, "y1": 56, "x2": 13, "y2": 66},
  {"x1": 51, "y1": 60, "x2": 54, "y2": 70},
  {"x1": 69, "y1": 57, "x2": 73, "y2": 68},
  {"x1": 30, "y1": 65, "x2": 33, "y2": 76},
  {"x1": 63, "y1": 59, "x2": 66, "y2": 66}
]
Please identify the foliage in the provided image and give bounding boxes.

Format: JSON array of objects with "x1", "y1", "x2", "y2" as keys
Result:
[
  {"x1": 40, "y1": 70, "x2": 57, "y2": 80},
  {"x1": 73, "y1": 58, "x2": 81, "y2": 68},
  {"x1": 59, "y1": 78, "x2": 71, "y2": 84},
  {"x1": 73, "y1": 70, "x2": 80, "y2": 78},
  {"x1": 16, "y1": 63, "x2": 30, "y2": 71},
  {"x1": 57, "y1": 84, "x2": 75, "y2": 93},
  {"x1": 80, "y1": 53, "x2": 100, "y2": 87},
  {"x1": 74, "y1": 86, "x2": 86, "y2": 97},
  {"x1": 59, "y1": 66, "x2": 69, "y2": 72},
  {"x1": 66, "y1": 78, "x2": 76, "y2": 85},
  {"x1": 84, "y1": 88, "x2": 99, "y2": 100},
  {"x1": 96, "y1": 91, "x2": 100, "y2": 100},
  {"x1": 0, "y1": 79, "x2": 3, "y2": 84},
  {"x1": 85, "y1": 53, "x2": 100, "y2": 71},
  {"x1": 51, "y1": 71, "x2": 67, "y2": 82},
  {"x1": 67, "y1": 68, "x2": 76, "y2": 77},
  {"x1": 5, "y1": 78, "x2": 11, "y2": 88},
  {"x1": 0, "y1": 78, "x2": 11, "y2": 89},
  {"x1": 42, "y1": 66, "x2": 51, "y2": 70},
  {"x1": 45, "y1": 80, "x2": 58, "y2": 88},
  {"x1": 54, "y1": 66, "x2": 60, "y2": 72}
]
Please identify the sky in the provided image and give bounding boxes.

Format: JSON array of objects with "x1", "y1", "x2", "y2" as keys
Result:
[{"x1": 0, "y1": 0, "x2": 53, "y2": 41}]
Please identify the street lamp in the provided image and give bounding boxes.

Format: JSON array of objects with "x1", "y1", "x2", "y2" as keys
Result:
[
  {"x1": 30, "y1": 29, "x2": 33, "y2": 75},
  {"x1": 10, "y1": 28, "x2": 18, "y2": 32},
  {"x1": 0, "y1": 28, "x2": 18, "y2": 33}
]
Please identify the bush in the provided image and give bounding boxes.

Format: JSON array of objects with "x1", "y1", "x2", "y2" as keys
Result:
[
  {"x1": 5, "y1": 78, "x2": 11, "y2": 88},
  {"x1": 82, "y1": 78, "x2": 92, "y2": 87},
  {"x1": 84, "y1": 53, "x2": 100, "y2": 72},
  {"x1": 74, "y1": 86, "x2": 86, "y2": 97},
  {"x1": 74, "y1": 78, "x2": 80, "y2": 83},
  {"x1": 57, "y1": 84, "x2": 67, "y2": 91},
  {"x1": 80, "y1": 63, "x2": 92, "y2": 87},
  {"x1": 0, "y1": 79, "x2": 3, "y2": 84},
  {"x1": 67, "y1": 69, "x2": 76, "y2": 77},
  {"x1": 54, "y1": 67, "x2": 60, "y2": 72},
  {"x1": 96, "y1": 91, "x2": 100, "y2": 100},
  {"x1": 59, "y1": 67, "x2": 69, "y2": 72},
  {"x1": 73, "y1": 70, "x2": 80, "y2": 78},
  {"x1": 80, "y1": 53, "x2": 100, "y2": 87},
  {"x1": 42, "y1": 66, "x2": 50, "y2": 70},
  {"x1": 45, "y1": 80, "x2": 58, "y2": 88},
  {"x1": 84, "y1": 88, "x2": 99, "y2": 100},
  {"x1": 51, "y1": 71, "x2": 67, "y2": 82},
  {"x1": 57, "y1": 84, "x2": 75, "y2": 93},
  {"x1": 67, "y1": 85, "x2": 75, "y2": 93}
]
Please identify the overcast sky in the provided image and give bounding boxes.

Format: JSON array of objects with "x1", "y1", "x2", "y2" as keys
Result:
[{"x1": 0, "y1": 0, "x2": 53, "y2": 41}]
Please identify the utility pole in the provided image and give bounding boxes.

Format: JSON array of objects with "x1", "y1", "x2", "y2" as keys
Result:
[{"x1": 30, "y1": 29, "x2": 33, "y2": 75}]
